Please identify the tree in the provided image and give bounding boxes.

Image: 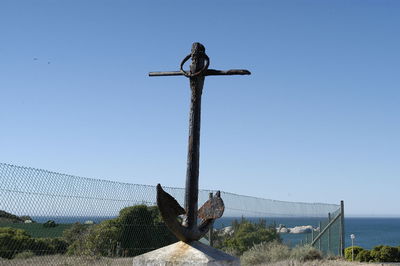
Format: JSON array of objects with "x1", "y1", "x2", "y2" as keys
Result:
[{"x1": 118, "y1": 205, "x2": 176, "y2": 256}]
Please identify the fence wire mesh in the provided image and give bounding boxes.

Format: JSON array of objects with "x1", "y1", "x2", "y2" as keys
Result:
[
  {"x1": 303, "y1": 208, "x2": 343, "y2": 256},
  {"x1": 0, "y1": 163, "x2": 342, "y2": 265}
]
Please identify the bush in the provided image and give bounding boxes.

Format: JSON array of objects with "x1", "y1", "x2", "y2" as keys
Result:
[
  {"x1": 290, "y1": 244, "x2": 322, "y2": 262},
  {"x1": 356, "y1": 249, "x2": 372, "y2": 262},
  {"x1": 344, "y1": 246, "x2": 364, "y2": 261},
  {"x1": 43, "y1": 220, "x2": 57, "y2": 228},
  {"x1": 67, "y1": 205, "x2": 177, "y2": 257},
  {"x1": 62, "y1": 222, "x2": 90, "y2": 245},
  {"x1": 217, "y1": 218, "x2": 280, "y2": 255},
  {"x1": 82, "y1": 219, "x2": 120, "y2": 256},
  {"x1": 240, "y1": 242, "x2": 322, "y2": 265},
  {"x1": 241, "y1": 241, "x2": 290, "y2": 265},
  {"x1": 0, "y1": 227, "x2": 67, "y2": 259},
  {"x1": 118, "y1": 205, "x2": 176, "y2": 256},
  {"x1": 0, "y1": 227, "x2": 32, "y2": 259},
  {"x1": 370, "y1": 245, "x2": 399, "y2": 262},
  {"x1": 370, "y1": 244, "x2": 383, "y2": 261}
]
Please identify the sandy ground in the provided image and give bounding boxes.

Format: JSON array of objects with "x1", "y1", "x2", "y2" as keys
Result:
[{"x1": 1, "y1": 256, "x2": 400, "y2": 266}]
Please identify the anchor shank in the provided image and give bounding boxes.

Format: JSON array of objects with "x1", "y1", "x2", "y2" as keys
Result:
[{"x1": 184, "y1": 44, "x2": 206, "y2": 230}]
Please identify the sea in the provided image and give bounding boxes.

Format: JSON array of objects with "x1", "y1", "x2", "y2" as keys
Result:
[{"x1": 31, "y1": 216, "x2": 400, "y2": 250}]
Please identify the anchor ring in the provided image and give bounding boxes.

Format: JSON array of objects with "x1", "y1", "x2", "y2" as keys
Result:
[{"x1": 180, "y1": 53, "x2": 210, "y2": 77}]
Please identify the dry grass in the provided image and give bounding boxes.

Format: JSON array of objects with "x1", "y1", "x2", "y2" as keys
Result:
[
  {"x1": 0, "y1": 255, "x2": 132, "y2": 266},
  {"x1": 256, "y1": 259, "x2": 376, "y2": 266},
  {"x1": 2, "y1": 255, "x2": 399, "y2": 266}
]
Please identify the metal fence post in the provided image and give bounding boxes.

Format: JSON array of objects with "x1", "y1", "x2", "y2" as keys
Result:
[
  {"x1": 311, "y1": 227, "x2": 314, "y2": 245},
  {"x1": 318, "y1": 221, "x2": 321, "y2": 251},
  {"x1": 208, "y1": 192, "x2": 213, "y2": 247},
  {"x1": 328, "y1": 212, "x2": 331, "y2": 253},
  {"x1": 340, "y1": 200, "x2": 345, "y2": 256}
]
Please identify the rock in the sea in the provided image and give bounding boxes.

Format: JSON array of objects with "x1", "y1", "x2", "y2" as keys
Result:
[
  {"x1": 278, "y1": 227, "x2": 290, "y2": 233},
  {"x1": 276, "y1": 224, "x2": 290, "y2": 233},
  {"x1": 219, "y1": 226, "x2": 234, "y2": 236},
  {"x1": 288, "y1": 225, "x2": 313, "y2": 234}
]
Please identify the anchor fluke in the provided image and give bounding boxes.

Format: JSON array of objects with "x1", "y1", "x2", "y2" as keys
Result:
[
  {"x1": 156, "y1": 184, "x2": 185, "y2": 217},
  {"x1": 198, "y1": 191, "x2": 224, "y2": 220},
  {"x1": 156, "y1": 183, "x2": 221, "y2": 242}
]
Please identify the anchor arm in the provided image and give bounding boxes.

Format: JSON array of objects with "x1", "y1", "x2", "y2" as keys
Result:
[{"x1": 149, "y1": 69, "x2": 251, "y2": 77}]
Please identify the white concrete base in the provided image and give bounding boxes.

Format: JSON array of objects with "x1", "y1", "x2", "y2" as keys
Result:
[{"x1": 132, "y1": 241, "x2": 240, "y2": 266}]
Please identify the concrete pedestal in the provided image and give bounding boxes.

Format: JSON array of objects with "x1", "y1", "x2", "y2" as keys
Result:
[{"x1": 132, "y1": 241, "x2": 240, "y2": 266}]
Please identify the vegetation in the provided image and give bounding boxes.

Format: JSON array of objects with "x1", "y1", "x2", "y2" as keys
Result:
[
  {"x1": 345, "y1": 245, "x2": 400, "y2": 262},
  {"x1": 66, "y1": 205, "x2": 177, "y2": 257},
  {"x1": 0, "y1": 205, "x2": 176, "y2": 259},
  {"x1": 43, "y1": 220, "x2": 57, "y2": 228},
  {"x1": 62, "y1": 222, "x2": 90, "y2": 245},
  {"x1": 344, "y1": 245, "x2": 364, "y2": 261},
  {"x1": 0, "y1": 227, "x2": 67, "y2": 259},
  {"x1": 0, "y1": 210, "x2": 33, "y2": 224},
  {"x1": 2, "y1": 223, "x2": 73, "y2": 238},
  {"x1": 241, "y1": 241, "x2": 322, "y2": 266},
  {"x1": 214, "y1": 217, "x2": 280, "y2": 256}
]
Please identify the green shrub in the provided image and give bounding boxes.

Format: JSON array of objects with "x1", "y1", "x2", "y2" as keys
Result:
[
  {"x1": 344, "y1": 246, "x2": 364, "y2": 261},
  {"x1": 118, "y1": 205, "x2": 176, "y2": 256},
  {"x1": 370, "y1": 245, "x2": 399, "y2": 262},
  {"x1": 218, "y1": 218, "x2": 280, "y2": 255},
  {"x1": 83, "y1": 219, "x2": 120, "y2": 256},
  {"x1": 0, "y1": 227, "x2": 32, "y2": 259},
  {"x1": 370, "y1": 245, "x2": 384, "y2": 262},
  {"x1": 62, "y1": 222, "x2": 89, "y2": 245},
  {"x1": 290, "y1": 244, "x2": 322, "y2": 262},
  {"x1": 241, "y1": 241, "x2": 290, "y2": 265},
  {"x1": 67, "y1": 205, "x2": 177, "y2": 257},
  {"x1": 43, "y1": 220, "x2": 57, "y2": 228},
  {"x1": 356, "y1": 249, "x2": 372, "y2": 262},
  {"x1": 0, "y1": 227, "x2": 67, "y2": 259}
]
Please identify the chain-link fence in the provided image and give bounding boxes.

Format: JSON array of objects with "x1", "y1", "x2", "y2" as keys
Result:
[
  {"x1": 0, "y1": 163, "x2": 342, "y2": 265},
  {"x1": 303, "y1": 205, "x2": 344, "y2": 256}
]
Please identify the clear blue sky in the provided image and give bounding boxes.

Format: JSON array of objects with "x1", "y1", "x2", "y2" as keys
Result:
[{"x1": 1, "y1": 0, "x2": 399, "y2": 216}]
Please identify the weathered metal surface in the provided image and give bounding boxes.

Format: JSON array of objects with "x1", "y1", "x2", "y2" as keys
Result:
[
  {"x1": 150, "y1": 42, "x2": 250, "y2": 242},
  {"x1": 198, "y1": 191, "x2": 224, "y2": 220},
  {"x1": 149, "y1": 69, "x2": 251, "y2": 77},
  {"x1": 157, "y1": 184, "x2": 185, "y2": 218}
]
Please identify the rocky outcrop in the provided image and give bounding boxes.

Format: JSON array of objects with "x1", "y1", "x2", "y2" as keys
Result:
[{"x1": 276, "y1": 224, "x2": 319, "y2": 234}]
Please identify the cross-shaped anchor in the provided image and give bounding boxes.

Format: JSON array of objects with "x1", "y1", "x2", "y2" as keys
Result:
[{"x1": 150, "y1": 42, "x2": 251, "y2": 242}]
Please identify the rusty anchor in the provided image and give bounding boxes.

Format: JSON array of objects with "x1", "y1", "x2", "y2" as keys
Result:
[{"x1": 149, "y1": 42, "x2": 250, "y2": 242}]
